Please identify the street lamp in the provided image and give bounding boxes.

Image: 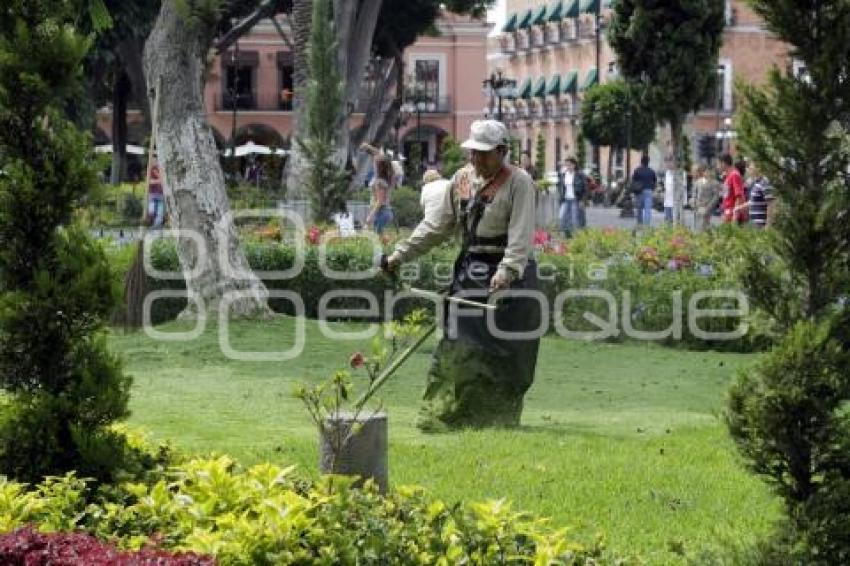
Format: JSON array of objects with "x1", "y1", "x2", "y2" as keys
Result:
[
  {"x1": 402, "y1": 80, "x2": 431, "y2": 176},
  {"x1": 714, "y1": 65, "x2": 724, "y2": 158},
  {"x1": 229, "y1": 39, "x2": 240, "y2": 157},
  {"x1": 482, "y1": 70, "x2": 517, "y2": 122}
]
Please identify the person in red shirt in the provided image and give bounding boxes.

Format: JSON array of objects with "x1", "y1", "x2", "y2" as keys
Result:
[
  {"x1": 146, "y1": 160, "x2": 165, "y2": 228},
  {"x1": 720, "y1": 153, "x2": 747, "y2": 224}
]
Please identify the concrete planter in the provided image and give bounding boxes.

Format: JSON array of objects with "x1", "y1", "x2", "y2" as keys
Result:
[{"x1": 319, "y1": 411, "x2": 388, "y2": 493}]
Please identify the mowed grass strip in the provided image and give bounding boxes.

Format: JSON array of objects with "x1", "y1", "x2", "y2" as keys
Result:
[{"x1": 110, "y1": 316, "x2": 780, "y2": 564}]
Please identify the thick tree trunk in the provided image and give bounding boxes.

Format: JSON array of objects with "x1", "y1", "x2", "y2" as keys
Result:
[
  {"x1": 669, "y1": 118, "x2": 685, "y2": 224},
  {"x1": 110, "y1": 71, "x2": 129, "y2": 185},
  {"x1": 143, "y1": 0, "x2": 271, "y2": 320}
]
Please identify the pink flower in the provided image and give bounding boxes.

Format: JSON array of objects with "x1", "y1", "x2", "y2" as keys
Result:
[
  {"x1": 533, "y1": 229, "x2": 551, "y2": 246},
  {"x1": 307, "y1": 225, "x2": 322, "y2": 245},
  {"x1": 670, "y1": 235, "x2": 687, "y2": 249},
  {"x1": 349, "y1": 352, "x2": 365, "y2": 369}
]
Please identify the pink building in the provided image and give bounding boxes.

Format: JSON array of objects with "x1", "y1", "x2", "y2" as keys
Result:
[{"x1": 98, "y1": 11, "x2": 491, "y2": 168}]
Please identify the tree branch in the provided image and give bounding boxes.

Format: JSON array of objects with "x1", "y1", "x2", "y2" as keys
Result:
[
  {"x1": 214, "y1": 0, "x2": 289, "y2": 54},
  {"x1": 269, "y1": 14, "x2": 294, "y2": 51}
]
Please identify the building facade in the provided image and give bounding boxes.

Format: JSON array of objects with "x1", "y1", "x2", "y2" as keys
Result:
[
  {"x1": 97, "y1": 11, "x2": 491, "y2": 169},
  {"x1": 489, "y1": 0, "x2": 790, "y2": 180}
]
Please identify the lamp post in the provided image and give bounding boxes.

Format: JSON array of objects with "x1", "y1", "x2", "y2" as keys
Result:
[
  {"x1": 714, "y1": 65, "x2": 724, "y2": 158},
  {"x1": 229, "y1": 39, "x2": 240, "y2": 157},
  {"x1": 592, "y1": 0, "x2": 602, "y2": 176},
  {"x1": 402, "y1": 81, "x2": 431, "y2": 176},
  {"x1": 482, "y1": 71, "x2": 517, "y2": 122}
]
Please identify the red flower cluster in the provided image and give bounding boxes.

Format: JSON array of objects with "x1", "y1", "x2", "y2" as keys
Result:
[
  {"x1": 0, "y1": 527, "x2": 215, "y2": 565},
  {"x1": 306, "y1": 225, "x2": 322, "y2": 245}
]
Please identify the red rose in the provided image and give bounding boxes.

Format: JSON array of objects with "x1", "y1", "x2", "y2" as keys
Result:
[{"x1": 349, "y1": 352, "x2": 365, "y2": 369}]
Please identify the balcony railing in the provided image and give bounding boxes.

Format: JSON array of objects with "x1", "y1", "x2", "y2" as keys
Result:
[
  {"x1": 215, "y1": 91, "x2": 294, "y2": 112},
  {"x1": 352, "y1": 95, "x2": 453, "y2": 114},
  {"x1": 500, "y1": 35, "x2": 516, "y2": 54}
]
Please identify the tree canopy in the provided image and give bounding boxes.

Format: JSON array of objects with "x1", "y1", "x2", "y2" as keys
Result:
[{"x1": 580, "y1": 80, "x2": 656, "y2": 150}]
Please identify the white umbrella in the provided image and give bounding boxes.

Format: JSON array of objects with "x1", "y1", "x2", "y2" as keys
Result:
[
  {"x1": 95, "y1": 144, "x2": 146, "y2": 155},
  {"x1": 222, "y1": 141, "x2": 273, "y2": 158}
]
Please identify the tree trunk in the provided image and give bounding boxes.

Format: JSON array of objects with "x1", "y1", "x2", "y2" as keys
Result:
[
  {"x1": 347, "y1": 57, "x2": 400, "y2": 192},
  {"x1": 143, "y1": 0, "x2": 271, "y2": 320},
  {"x1": 283, "y1": 0, "x2": 313, "y2": 202},
  {"x1": 110, "y1": 71, "x2": 129, "y2": 185},
  {"x1": 606, "y1": 146, "x2": 614, "y2": 190},
  {"x1": 669, "y1": 117, "x2": 685, "y2": 224},
  {"x1": 286, "y1": 0, "x2": 384, "y2": 208},
  {"x1": 116, "y1": 37, "x2": 150, "y2": 133}
]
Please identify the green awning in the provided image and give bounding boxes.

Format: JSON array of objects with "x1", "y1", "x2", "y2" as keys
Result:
[
  {"x1": 580, "y1": 68, "x2": 598, "y2": 90},
  {"x1": 564, "y1": 0, "x2": 580, "y2": 18},
  {"x1": 502, "y1": 12, "x2": 518, "y2": 32},
  {"x1": 517, "y1": 8, "x2": 533, "y2": 29},
  {"x1": 580, "y1": 0, "x2": 600, "y2": 13},
  {"x1": 517, "y1": 77, "x2": 532, "y2": 99},
  {"x1": 532, "y1": 77, "x2": 547, "y2": 98},
  {"x1": 561, "y1": 70, "x2": 578, "y2": 94},
  {"x1": 548, "y1": 1, "x2": 564, "y2": 21},
  {"x1": 532, "y1": 4, "x2": 548, "y2": 25},
  {"x1": 546, "y1": 74, "x2": 561, "y2": 95}
]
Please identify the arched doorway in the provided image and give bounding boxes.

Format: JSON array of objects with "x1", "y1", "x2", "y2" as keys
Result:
[{"x1": 401, "y1": 124, "x2": 449, "y2": 172}]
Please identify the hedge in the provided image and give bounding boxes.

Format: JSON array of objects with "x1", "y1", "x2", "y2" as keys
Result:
[{"x1": 107, "y1": 225, "x2": 775, "y2": 351}]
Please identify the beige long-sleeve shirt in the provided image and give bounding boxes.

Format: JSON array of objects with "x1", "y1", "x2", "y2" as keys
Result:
[{"x1": 389, "y1": 164, "x2": 536, "y2": 282}]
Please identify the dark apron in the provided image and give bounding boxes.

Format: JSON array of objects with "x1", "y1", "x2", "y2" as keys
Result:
[{"x1": 418, "y1": 188, "x2": 541, "y2": 430}]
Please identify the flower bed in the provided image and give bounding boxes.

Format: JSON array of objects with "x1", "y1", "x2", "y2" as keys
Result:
[{"x1": 107, "y1": 225, "x2": 775, "y2": 351}]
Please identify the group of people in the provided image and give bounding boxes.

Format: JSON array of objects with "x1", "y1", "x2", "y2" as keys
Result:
[{"x1": 630, "y1": 152, "x2": 775, "y2": 230}]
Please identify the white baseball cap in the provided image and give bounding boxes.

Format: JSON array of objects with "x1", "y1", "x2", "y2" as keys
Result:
[{"x1": 461, "y1": 120, "x2": 509, "y2": 152}]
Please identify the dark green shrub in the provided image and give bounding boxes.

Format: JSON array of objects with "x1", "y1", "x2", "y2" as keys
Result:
[
  {"x1": 111, "y1": 227, "x2": 771, "y2": 352},
  {"x1": 724, "y1": 0, "x2": 850, "y2": 561},
  {"x1": 120, "y1": 193, "x2": 144, "y2": 223},
  {"x1": 390, "y1": 185, "x2": 422, "y2": 228},
  {"x1": 0, "y1": 3, "x2": 132, "y2": 483}
]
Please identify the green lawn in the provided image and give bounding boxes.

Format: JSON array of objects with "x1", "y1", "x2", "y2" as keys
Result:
[{"x1": 110, "y1": 316, "x2": 780, "y2": 564}]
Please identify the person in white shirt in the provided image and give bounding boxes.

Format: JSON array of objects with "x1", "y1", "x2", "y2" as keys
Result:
[
  {"x1": 420, "y1": 169, "x2": 451, "y2": 223},
  {"x1": 557, "y1": 157, "x2": 587, "y2": 237}
]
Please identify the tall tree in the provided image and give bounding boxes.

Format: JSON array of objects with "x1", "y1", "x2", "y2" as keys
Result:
[
  {"x1": 726, "y1": 1, "x2": 850, "y2": 562},
  {"x1": 143, "y1": 0, "x2": 272, "y2": 319},
  {"x1": 298, "y1": 0, "x2": 349, "y2": 220},
  {"x1": 608, "y1": 0, "x2": 724, "y2": 223},
  {"x1": 0, "y1": 0, "x2": 132, "y2": 482}
]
